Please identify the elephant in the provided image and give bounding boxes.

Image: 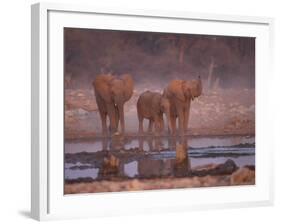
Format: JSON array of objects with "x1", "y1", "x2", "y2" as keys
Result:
[
  {"x1": 93, "y1": 74, "x2": 134, "y2": 135},
  {"x1": 137, "y1": 91, "x2": 172, "y2": 135},
  {"x1": 138, "y1": 136, "x2": 164, "y2": 151},
  {"x1": 163, "y1": 76, "x2": 202, "y2": 135}
]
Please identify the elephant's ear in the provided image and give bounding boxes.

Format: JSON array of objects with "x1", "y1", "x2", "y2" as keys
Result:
[
  {"x1": 168, "y1": 80, "x2": 186, "y2": 101},
  {"x1": 185, "y1": 88, "x2": 194, "y2": 100},
  {"x1": 185, "y1": 78, "x2": 202, "y2": 98},
  {"x1": 121, "y1": 74, "x2": 134, "y2": 101},
  {"x1": 93, "y1": 74, "x2": 113, "y2": 103}
]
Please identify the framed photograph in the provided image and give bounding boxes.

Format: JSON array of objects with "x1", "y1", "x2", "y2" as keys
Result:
[{"x1": 31, "y1": 2, "x2": 274, "y2": 221}]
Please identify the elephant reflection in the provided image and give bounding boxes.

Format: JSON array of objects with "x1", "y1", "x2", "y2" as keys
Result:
[
  {"x1": 138, "y1": 137, "x2": 164, "y2": 151},
  {"x1": 101, "y1": 136, "x2": 126, "y2": 151},
  {"x1": 167, "y1": 136, "x2": 191, "y2": 175},
  {"x1": 174, "y1": 136, "x2": 191, "y2": 175},
  {"x1": 167, "y1": 135, "x2": 188, "y2": 150},
  {"x1": 97, "y1": 152, "x2": 130, "y2": 179},
  {"x1": 137, "y1": 136, "x2": 191, "y2": 177},
  {"x1": 101, "y1": 137, "x2": 109, "y2": 151},
  {"x1": 138, "y1": 158, "x2": 174, "y2": 178}
]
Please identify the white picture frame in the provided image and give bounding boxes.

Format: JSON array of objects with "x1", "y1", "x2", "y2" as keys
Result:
[{"x1": 31, "y1": 2, "x2": 274, "y2": 221}]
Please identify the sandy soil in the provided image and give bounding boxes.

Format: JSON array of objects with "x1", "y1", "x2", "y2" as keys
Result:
[{"x1": 64, "y1": 87, "x2": 255, "y2": 140}]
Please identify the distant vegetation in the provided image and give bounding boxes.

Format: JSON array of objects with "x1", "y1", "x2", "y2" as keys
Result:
[{"x1": 64, "y1": 28, "x2": 255, "y2": 89}]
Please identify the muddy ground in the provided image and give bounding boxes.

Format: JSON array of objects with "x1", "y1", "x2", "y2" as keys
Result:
[{"x1": 64, "y1": 165, "x2": 255, "y2": 194}]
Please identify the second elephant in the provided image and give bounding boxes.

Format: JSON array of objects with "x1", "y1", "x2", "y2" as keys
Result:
[{"x1": 137, "y1": 91, "x2": 172, "y2": 135}]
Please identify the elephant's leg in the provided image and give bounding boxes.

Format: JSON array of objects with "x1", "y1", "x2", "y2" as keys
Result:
[
  {"x1": 137, "y1": 105, "x2": 144, "y2": 135},
  {"x1": 183, "y1": 100, "x2": 191, "y2": 133},
  {"x1": 99, "y1": 111, "x2": 107, "y2": 136},
  {"x1": 106, "y1": 103, "x2": 118, "y2": 134},
  {"x1": 159, "y1": 116, "x2": 164, "y2": 134},
  {"x1": 170, "y1": 116, "x2": 177, "y2": 136},
  {"x1": 153, "y1": 117, "x2": 161, "y2": 136},
  {"x1": 176, "y1": 106, "x2": 185, "y2": 136},
  {"x1": 148, "y1": 137, "x2": 153, "y2": 151},
  {"x1": 114, "y1": 106, "x2": 120, "y2": 131},
  {"x1": 138, "y1": 137, "x2": 144, "y2": 151},
  {"x1": 165, "y1": 113, "x2": 172, "y2": 135},
  {"x1": 138, "y1": 115, "x2": 144, "y2": 135},
  {"x1": 153, "y1": 116, "x2": 158, "y2": 132},
  {"x1": 96, "y1": 95, "x2": 108, "y2": 135},
  {"x1": 156, "y1": 116, "x2": 164, "y2": 135},
  {"x1": 117, "y1": 104, "x2": 125, "y2": 134},
  {"x1": 148, "y1": 119, "x2": 153, "y2": 134}
]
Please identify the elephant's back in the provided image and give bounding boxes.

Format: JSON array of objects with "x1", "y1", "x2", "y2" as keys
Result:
[
  {"x1": 167, "y1": 79, "x2": 184, "y2": 94},
  {"x1": 137, "y1": 91, "x2": 154, "y2": 107},
  {"x1": 137, "y1": 91, "x2": 155, "y2": 118}
]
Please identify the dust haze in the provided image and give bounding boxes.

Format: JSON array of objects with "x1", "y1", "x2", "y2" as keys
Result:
[{"x1": 64, "y1": 28, "x2": 255, "y2": 138}]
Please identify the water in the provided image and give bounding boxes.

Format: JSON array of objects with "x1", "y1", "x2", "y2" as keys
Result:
[{"x1": 64, "y1": 135, "x2": 255, "y2": 181}]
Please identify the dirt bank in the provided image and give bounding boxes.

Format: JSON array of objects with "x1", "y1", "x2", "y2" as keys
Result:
[
  {"x1": 64, "y1": 88, "x2": 255, "y2": 140},
  {"x1": 64, "y1": 167, "x2": 255, "y2": 194}
]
